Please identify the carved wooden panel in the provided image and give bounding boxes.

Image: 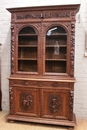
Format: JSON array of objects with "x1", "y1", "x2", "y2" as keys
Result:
[
  {"x1": 14, "y1": 87, "x2": 40, "y2": 117},
  {"x1": 16, "y1": 11, "x2": 70, "y2": 20},
  {"x1": 20, "y1": 92, "x2": 33, "y2": 111},
  {"x1": 41, "y1": 89, "x2": 70, "y2": 120}
]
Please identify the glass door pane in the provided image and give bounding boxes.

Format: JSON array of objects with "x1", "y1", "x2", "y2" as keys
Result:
[
  {"x1": 18, "y1": 27, "x2": 38, "y2": 72},
  {"x1": 45, "y1": 26, "x2": 67, "y2": 73}
]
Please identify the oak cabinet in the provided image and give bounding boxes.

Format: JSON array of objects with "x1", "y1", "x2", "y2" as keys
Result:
[{"x1": 7, "y1": 4, "x2": 80, "y2": 127}]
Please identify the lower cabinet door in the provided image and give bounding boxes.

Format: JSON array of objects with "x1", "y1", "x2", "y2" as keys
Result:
[
  {"x1": 13, "y1": 87, "x2": 40, "y2": 117},
  {"x1": 41, "y1": 89, "x2": 70, "y2": 120}
]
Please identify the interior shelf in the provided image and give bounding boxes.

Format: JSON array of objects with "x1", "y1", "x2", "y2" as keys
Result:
[
  {"x1": 46, "y1": 59, "x2": 66, "y2": 61},
  {"x1": 18, "y1": 45, "x2": 37, "y2": 47},
  {"x1": 46, "y1": 45, "x2": 66, "y2": 47},
  {"x1": 46, "y1": 33, "x2": 67, "y2": 36},
  {"x1": 18, "y1": 58, "x2": 37, "y2": 60},
  {"x1": 19, "y1": 34, "x2": 37, "y2": 36}
]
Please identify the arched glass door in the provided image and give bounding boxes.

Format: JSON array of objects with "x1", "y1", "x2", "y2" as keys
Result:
[
  {"x1": 45, "y1": 26, "x2": 67, "y2": 73},
  {"x1": 18, "y1": 26, "x2": 38, "y2": 72}
]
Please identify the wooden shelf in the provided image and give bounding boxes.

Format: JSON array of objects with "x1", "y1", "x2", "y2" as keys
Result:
[
  {"x1": 19, "y1": 34, "x2": 37, "y2": 36},
  {"x1": 18, "y1": 58, "x2": 37, "y2": 60},
  {"x1": 46, "y1": 45, "x2": 66, "y2": 47},
  {"x1": 46, "y1": 59, "x2": 66, "y2": 61},
  {"x1": 46, "y1": 33, "x2": 67, "y2": 36},
  {"x1": 18, "y1": 45, "x2": 37, "y2": 47}
]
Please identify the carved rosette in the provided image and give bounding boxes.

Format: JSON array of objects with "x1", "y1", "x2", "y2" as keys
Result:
[
  {"x1": 11, "y1": 24, "x2": 15, "y2": 74},
  {"x1": 69, "y1": 90, "x2": 74, "y2": 120},
  {"x1": 48, "y1": 94, "x2": 61, "y2": 114},
  {"x1": 70, "y1": 22, "x2": 75, "y2": 76},
  {"x1": 20, "y1": 92, "x2": 33, "y2": 111},
  {"x1": 9, "y1": 87, "x2": 14, "y2": 114}
]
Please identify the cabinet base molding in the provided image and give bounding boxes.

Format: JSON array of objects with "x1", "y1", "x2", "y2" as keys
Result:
[{"x1": 7, "y1": 114, "x2": 76, "y2": 127}]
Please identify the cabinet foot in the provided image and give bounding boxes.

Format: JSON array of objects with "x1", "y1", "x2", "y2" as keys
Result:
[
  {"x1": 66, "y1": 126, "x2": 74, "y2": 130},
  {"x1": 8, "y1": 120, "x2": 14, "y2": 123}
]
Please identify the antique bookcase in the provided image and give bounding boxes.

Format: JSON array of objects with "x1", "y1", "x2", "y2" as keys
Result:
[{"x1": 7, "y1": 4, "x2": 80, "y2": 127}]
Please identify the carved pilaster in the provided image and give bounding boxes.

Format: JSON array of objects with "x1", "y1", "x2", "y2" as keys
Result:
[
  {"x1": 70, "y1": 22, "x2": 75, "y2": 76},
  {"x1": 11, "y1": 24, "x2": 15, "y2": 74},
  {"x1": 69, "y1": 90, "x2": 74, "y2": 120},
  {"x1": 9, "y1": 87, "x2": 14, "y2": 114}
]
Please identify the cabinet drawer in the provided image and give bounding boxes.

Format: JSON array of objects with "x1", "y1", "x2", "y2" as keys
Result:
[
  {"x1": 9, "y1": 79, "x2": 73, "y2": 89},
  {"x1": 12, "y1": 87, "x2": 40, "y2": 117},
  {"x1": 41, "y1": 88, "x2": 72, "y2": 120}
]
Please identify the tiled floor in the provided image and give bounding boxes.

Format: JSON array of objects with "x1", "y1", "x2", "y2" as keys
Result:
[{"x1": 0, "y1": 111, "x2": 87, "y2": 130}]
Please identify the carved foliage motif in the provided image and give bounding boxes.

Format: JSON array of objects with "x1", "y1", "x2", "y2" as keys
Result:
[
  {"x1": 9, "y1": 87, "x2": 14, "y2": 114},
  {"x1": 52, "y1": 82, "x2": 70, "y2": 87},
  {"x1": 69, "y1": 91, "x2": 74, "y2": 120},
  {"x1": 70, "y1": 22, "x2": 75, "y2": 76},
  {"x1": 20, "y1": 92, "x2": 33, "y2": 111},
  {"x1": 10, "y1": 80, "x2": 71, "y2": 88},
  {"x1": 11, "y1": 24, "x2": 15, "y2": 74},
  {"x1": 48, "y1": 94, "x2": 61, "y2": 113},
  {"x1": 16, "y1": 12, "x2": 70, "y2": 20}
]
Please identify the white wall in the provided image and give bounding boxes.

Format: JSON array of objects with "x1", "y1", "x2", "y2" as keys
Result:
[{"x1": 1, "y1": 0, "x2": 87, "y2": 119}]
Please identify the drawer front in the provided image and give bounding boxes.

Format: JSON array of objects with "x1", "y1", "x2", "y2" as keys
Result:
[
  {"x1": 41, "y1": 88, "x2": 72, "y2": 120},
  {"x1": 10, "y1": 86, "x2": 40, "y2": 117},
  {"x1": 9, "y1": 79, "x2": 73, "y2": 89}
]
